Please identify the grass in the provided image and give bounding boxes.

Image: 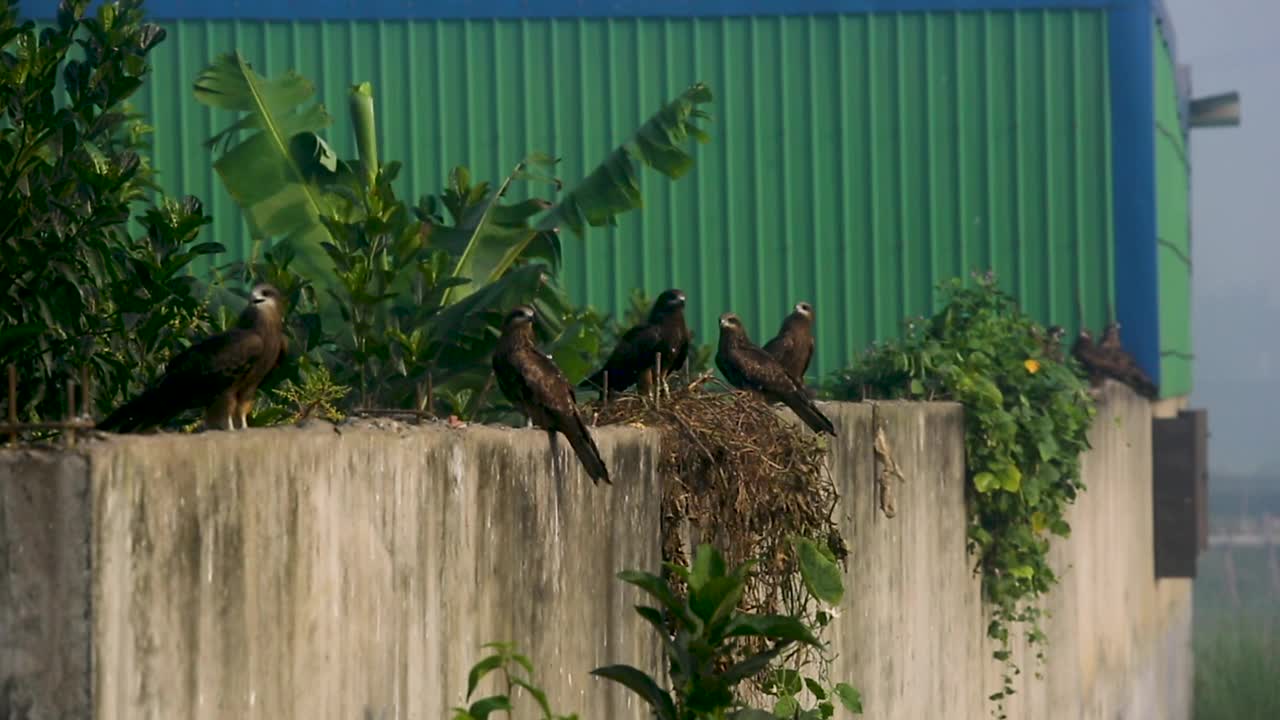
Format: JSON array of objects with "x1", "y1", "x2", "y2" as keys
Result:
[{"x1": 1194, "y1": 546, "x2": 1280, "y2": 720}]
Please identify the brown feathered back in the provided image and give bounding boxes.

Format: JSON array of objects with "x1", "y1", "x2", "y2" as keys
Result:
[
  {"x1": 97, "y1": 283, "x2": 287, "y2": 432},
  {"x1": 582, "y1": 288, "x2": 690, "y2": 395},
  {"x1": 763, "y1": 302, "x2": 815, "y2": 385},
  {"x1": 494, "y1": 305, "x2": 611, "y2": 484},
  {"x1": 716, "y1": 313, "x2": 835, "y2": 436}
]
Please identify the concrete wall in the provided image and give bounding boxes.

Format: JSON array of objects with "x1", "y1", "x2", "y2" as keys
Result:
[
  {"x1": 826, "y1": 386, "x2": 1193, "y2": 720},
  {"x1": 0, "y1": 384, "x2": 1192, "y2": 720}
]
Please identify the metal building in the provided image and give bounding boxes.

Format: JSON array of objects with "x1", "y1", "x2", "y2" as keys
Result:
[{"x1": 25, "y1": 0, "x2": 1201, "y2": 396}]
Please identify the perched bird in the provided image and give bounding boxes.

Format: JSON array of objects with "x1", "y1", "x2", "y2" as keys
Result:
[
  {"x1": 1100, "y1": 320, "x2": 1123, "y2": 352},
  {"x1": 1099, "y1": 321, "x2": 1158, "y2": 399},
  {"x1": 494, "y1": 305, "x2": 611, "y2": 485},
  {"x1": 582, "y1": 288, "x2": 691, "y2": 397},
  {"x1": 98, "y1": 283, "x2": 288, "y2": 432},
  {"x1": 1071, "y1": 328, "x2": 1110, "y2": 387},
  {"x1": 1040, "y1": 325, "x2": 1066, "y2": 362},
  {"x1": 1071, "y1": 327, "x2": 1157, "y2": 399},
  {"x1": 715, "y1": 312, "x2": 836, "y2": 436},
  {"x1": 763, "y1": 301, "x2": 816, "y2": 386}
]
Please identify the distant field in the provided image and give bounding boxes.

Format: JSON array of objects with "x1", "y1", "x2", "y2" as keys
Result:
[{"x1": 1194, "y1": 545, "x2": 1280, "y2": 720}]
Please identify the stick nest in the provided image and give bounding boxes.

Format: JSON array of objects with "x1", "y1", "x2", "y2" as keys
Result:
[{"x1": 589, "y1": 374, "x2": 846, "y2": 622}]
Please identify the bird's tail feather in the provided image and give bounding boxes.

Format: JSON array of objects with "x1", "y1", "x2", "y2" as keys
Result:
[
  {"x1": 566, "y1": 415, "x2": 611, "y2": 484},
  {"x1": 97, "y1": 387, "x2": 170, "y2": 433},
  {"x1": 784, "y1": 392, "x2": 836, "y2": 436}
]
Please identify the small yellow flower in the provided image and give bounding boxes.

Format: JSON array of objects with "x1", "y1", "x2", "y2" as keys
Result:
[{"x1": 1024, "y1": 359, "x2": 1041, "y2": 374}]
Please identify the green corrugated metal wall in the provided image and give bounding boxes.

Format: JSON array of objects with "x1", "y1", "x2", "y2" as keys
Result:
[
  {"x1": 1153, "y1": 24, "x2": 1191, "y2": 397},
  {"x1": 133, "y1": 10, "x2": 1115, "y2": 380}
]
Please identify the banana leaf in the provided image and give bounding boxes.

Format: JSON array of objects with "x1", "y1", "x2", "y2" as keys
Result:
[
  {"x1": 192, "y1": 52, "x2": 338, "y2": 284},
  {"x1": 438, "y1": 82, "x2": 713, "y2": 305},
  {"x1": 539, "y1": 82, "x2": 713, "y2": 235}
]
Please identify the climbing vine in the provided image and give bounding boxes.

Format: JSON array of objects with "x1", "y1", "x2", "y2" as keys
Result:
[{"x1": 827, "y1": 273, "x2": 1097, "y2": 716}]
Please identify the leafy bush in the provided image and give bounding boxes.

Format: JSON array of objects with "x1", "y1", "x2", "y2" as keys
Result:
[
  {"x1": 758, "y1": 537, "x2": 862, "y2": 720},
  {"x1": 193, "y1": 54, "x2": 713, "y2": 421},
  {"x1": 827, "y1": 273, "x2": 1096, "y2": 713},
  {"x1": 0, "y1": 0, "x2": 223, "y2": 423},
  {"x1": 593, "y1": 544, "x2": 861, "y2": 720}
]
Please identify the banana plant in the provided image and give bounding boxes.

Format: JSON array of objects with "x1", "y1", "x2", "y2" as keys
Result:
[
  {"x1": 192, "y1": 52, "x2": 341, "y2": 285},
  {"x1": 193, "y1": 55, "x2": 712, "y2": 417}
]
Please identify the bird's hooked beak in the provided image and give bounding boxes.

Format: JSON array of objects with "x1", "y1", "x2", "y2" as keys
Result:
[{"x1": 794, "y1": 302, "x2": 813, "y2": 317}]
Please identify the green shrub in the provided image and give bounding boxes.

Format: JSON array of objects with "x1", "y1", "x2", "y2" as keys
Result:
[
  {"x1": 0, "y1": 0, "x2": 222, "y2": 423},
  {"x1": 827, "y1": 273, "x2": 1096, "y2": 714}
]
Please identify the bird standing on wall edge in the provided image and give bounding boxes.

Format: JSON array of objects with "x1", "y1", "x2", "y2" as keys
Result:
[
  {"x1": 494, "y1": 305, "x2": 611, "y2": 485},
  {"x1": 97, "y1": 283, "x2": 289, "y2": 433},
  {"x1": 763, "y1": 301, "x2": 816, "y2": 387},
  {"x1": 581, "y1": 288, "x2": 691, "y2": 398},
  {"x1": 716, "y1": 312, "x2": 836, "y2": 436}
]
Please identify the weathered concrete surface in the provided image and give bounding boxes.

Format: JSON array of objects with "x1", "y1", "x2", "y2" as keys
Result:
[
  {"x1": 0, "y1": 450, "x2": 92, "y2": 720},
  {"x1": 826, "y1": 383, "x2": 1193, "y2": 720},
  {"x1": 0, "y1": 384, "x2": 1192, "y2": 720},
  {"x1": 38, "y1": 420, "x2": 662, "y2": 720}
]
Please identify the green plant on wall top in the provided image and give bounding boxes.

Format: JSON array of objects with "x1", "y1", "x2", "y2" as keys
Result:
[
  {"x1": 0, "y1": 0, "x2": 225, "y2": 424},
  {"x1": 827, "y1": 272, "x2": 1096, "y2": 717},
  {"x1": 192, "y1": 52, "x2": 712, "y2": 420}
]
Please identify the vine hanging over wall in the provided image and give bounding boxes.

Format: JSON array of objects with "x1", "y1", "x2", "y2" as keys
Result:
[{"x1": 827, "y1": 273, "x2": 1097, "y2": 717}]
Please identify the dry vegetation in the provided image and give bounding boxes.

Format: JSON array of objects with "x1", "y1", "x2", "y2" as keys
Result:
[{"x1": 589, "y1": 374, "x2": 846, "y2": 626}]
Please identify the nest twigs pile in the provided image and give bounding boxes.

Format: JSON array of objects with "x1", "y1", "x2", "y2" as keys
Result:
[{"x1": 589, "y1": 373, "x2": 844, "y2": 684}]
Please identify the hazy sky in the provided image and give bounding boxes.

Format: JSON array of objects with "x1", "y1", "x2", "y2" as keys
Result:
[{"x1": 1163, "y1": 0, "x2": 1279, "y2": 474}]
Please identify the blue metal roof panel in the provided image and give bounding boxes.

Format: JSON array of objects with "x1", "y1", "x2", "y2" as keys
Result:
[{"x1": 22, "y1": 0, "x2": 1119, "y2": 21}]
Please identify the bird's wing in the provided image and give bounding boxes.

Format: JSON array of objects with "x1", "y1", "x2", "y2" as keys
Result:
[
  {"x1": 733, "y1": 343, "x2": 803, "y2": 396},
  {"x1": 800, "y1": 331, "x2": 814, "y2": 377},
  {"x1": 732, "y1": 342, "x2": 834, "y2": 435},
  {"x1": 98, "y1": 329, "x2": 265, "y2": 432},
  {"x1": 502, "y1": 345, "x2": 577, "y2": 417},
  {"x1": 666, "y1": 325, "x2": 691, "y2": 377},
  {"x1": 585, "y1": 324, "x2": 665, "y2": 389},
  {"x1": 762, "y1": 332, "x2": 790, "y2": 360},
  {"x1": 159, "y1": 330, "x2": 266, "y2": 402}
]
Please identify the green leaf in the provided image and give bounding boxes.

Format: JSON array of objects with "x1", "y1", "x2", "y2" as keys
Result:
[
  {"x1": 770, "y1": 669, "x2": 804, "y2": 696},
  {"x1": 615, "y1": 570, "x2": 697, "y2": 628},
  {"x1": 1009, "y1": 565, "x2": 1034, "y2": 579},
  {"x1": 690, "y1": 543, "x2": 727, "y2": 591},
  {"x1": 909, "y1": 378, "x2": 924, "y2": 396},
  {"x1": 803, "y1": 677, "x2": 827, "y2": 700},
  {"x1": 774, "y1": 696, "x2": 800, "y2": 718},
  {"x1": 720, "y1": 642, "x2": 787, "y2": 684},
  {"x1": 192, "y1": 52, "x2": 336, "y2": 283},
  {"x1": 973, "y1": 472, "x2": 998, "y2": 493},
  {"x1": 999, "y1": 464, "x2": 1023, "y2": 493},
  {"x1": 434, "y1": 157, "x2": 550, "y2": 306},
  {"x1": 348, "y1": 81, "x2": 378, "y2": 183},
  {"x1": 792, "y1": 536, "x2": 844, "y2": 605},
  {"x1": 834, "y1": 683, "x2": 864, "y2": 713},
  {"x1": 466, "y1": 655, "x2": 504, "y2": 699},
  {"x1": 511, "y1": 678, "x2": 553, "y2": 718},
  {"x1": 466, "y1": 696, "x2": 513, "y2": 720},
  {"x1": 589, "y1": 665, "x2": 677, "y2": 720},
  {"x1": 540, "y1": 83, "x2": 713, "y2": 236},
  {"x1": 189, "y1": 242, "x2": 226, "y2": 255},
  {"x1": 725, "y1": 615, "x2": 819, "y2": 646}
]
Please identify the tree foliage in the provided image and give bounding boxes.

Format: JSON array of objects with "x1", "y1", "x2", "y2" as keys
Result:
[
  {"x1": 828, "y1": 273, "x2": 1096, "y2": 716},
  {"x1": 0, "y1": 0, "x2": 222, "y2": 422}
]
